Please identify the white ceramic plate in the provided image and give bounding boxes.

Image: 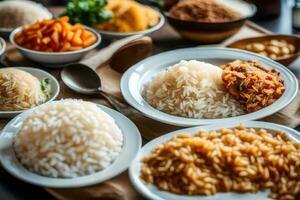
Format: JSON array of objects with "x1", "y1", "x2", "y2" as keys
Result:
[
  {"x1": 0, "y1": 37, "x2": 6, "y2": 57},
  {"x1": 97, "y1": 13, "x2": 165, "y2": 41},
  {"x1": 121, "y1": 47, "x2": 298, "y2": 127},
  {"x1": 0, "y1": 67, "x2": 60, "y2": 118},
  {"x1": 129, "y1": 121, "x2": 300, "y2": 200},
  {"x1": 0, "y1": 104, "x2": 142, "y2": 188}
]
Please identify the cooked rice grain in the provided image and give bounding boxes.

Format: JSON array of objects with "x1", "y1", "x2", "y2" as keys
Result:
[
  {"x1": 140, "y1": 125, "x2": 300, "y2": 200},
  {"x1": 14, "y1": 99, "x2": 123, "y2": 178},
  {"x1": 143, "y1": 60, "x2": 244, "y2": 119}
]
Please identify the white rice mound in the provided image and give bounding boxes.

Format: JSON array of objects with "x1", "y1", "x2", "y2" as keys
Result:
[
  {"x1": 0, "y1": 0, "x2": 52, "y2": 28},
  {"x1": 14, "y1": 99, "x2": 123, "y2": 178},
  {"x1": 143, "y1": 60, "x2": 245, "y2": 119},
  {"x1": 0, "y1": 68, "x2": 46, "y2": 111}
]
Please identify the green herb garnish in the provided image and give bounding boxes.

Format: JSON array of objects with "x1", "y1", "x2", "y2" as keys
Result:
[
  {"x1": 61, "y1": 0, "x2": 112, "y2": 26},
  {"x1": 41, "y1": 78, "x2": 52, "y2": 99},
  {"x1": 154, "y1": 0, "x2": 165, "y2": 12}
]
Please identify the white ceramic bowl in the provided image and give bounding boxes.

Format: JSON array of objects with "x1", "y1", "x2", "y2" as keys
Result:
[
  {"x1": 121, "y1": 47, "x2": 299, "y2": 127},
  {"x1": 129, "y1": 121, "x2": 300, "y2": 200},
  {"x1": 0, "y1": 37, "x2": 6, "y2": 57},
  {"x1": 97, "y1": 13, "x2": 165, "y2": 41},
  {"x1": 10, "y1": 26, "x2": 101, "y2": 67},
  {"x1": 0, "y1": 104, "x2": 141, "y2": 188},
  {"x1": 0, "y1": 67, "x2": 60, "y2": 118}
]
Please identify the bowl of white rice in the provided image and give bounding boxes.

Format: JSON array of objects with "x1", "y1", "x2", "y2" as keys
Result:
[
  {"x1": 0, "y1": 99, "x2": 141, "y2": 188},
  {"x1": 121, "y1": 47, "x2": 298, "y2": 126}
]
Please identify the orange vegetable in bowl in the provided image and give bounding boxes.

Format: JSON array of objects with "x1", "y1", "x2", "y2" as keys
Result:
[
  {"x1": 14, "y1": 17, "x2": 97, "y2": 52},
  {"x1": 95, "y1": 0, "x2": 160, "y2": 33}
]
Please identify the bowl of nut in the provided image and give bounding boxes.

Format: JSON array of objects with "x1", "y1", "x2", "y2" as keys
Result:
[{"x1": 227, "y1": 35, "x2": 300, "y2": 66}]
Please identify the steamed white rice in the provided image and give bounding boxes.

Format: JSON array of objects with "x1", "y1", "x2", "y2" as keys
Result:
[
  {"x1": 0, "y1": 0, "x2": 52, "y2": 29},
  {"x1": 14, "y1": 99, "x2": 123, "y2": 178},
  {"x1": 143, "y1": 60, "x2": 244, "y2": 119}
]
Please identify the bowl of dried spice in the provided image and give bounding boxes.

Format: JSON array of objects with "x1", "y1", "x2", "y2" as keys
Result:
[{"x1": 165, "y1": 0, "x2": 256, "y2": 43}]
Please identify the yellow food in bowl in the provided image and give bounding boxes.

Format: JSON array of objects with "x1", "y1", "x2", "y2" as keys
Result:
[{"x1": 94, "y1": 0, "x2": 160, "y2": 32}]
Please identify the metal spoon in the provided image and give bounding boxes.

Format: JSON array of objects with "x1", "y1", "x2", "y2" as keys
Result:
[
  {"x1": 62, "y1": 64, "x2": 127, "y2": 113},
  {"x1": 61, "y1": 35, "x2": 143, "y2": 113}
]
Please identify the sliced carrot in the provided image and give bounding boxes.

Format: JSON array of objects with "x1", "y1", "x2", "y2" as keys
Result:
[
  {"x1": 83, "y1": 37, "x2": 96, "y2": 47},
  {"x1": 60, "y1": 16, "x2": 69, "y2": 22},
  {"x1": 71, "y1": 29, "x2": 83, "y2": 46},
  {"x1": 82, "y1": 30, "x2": 95, "y2": 39},
  {"x1": 60, "y1": 42, "x2": 71, "y2": 52},
  {"x1": 66, "y1": 31, "x2": 74, "y2": 41},
  {"x1": 42, "y1": 37, "x2": 51, "y2": 44},
  {"x1": 71, "y1": 24, "x2": 84, "y2": 31},
  {"x1": 41, "y1": 19, "x2": 55, "y2": 25},
  {"x1": 51, "y1": 30, "x2": 59, "y2": 45}
]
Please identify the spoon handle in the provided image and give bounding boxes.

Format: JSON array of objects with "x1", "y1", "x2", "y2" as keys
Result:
[
  {"x1": 80, "y1": 34, "x2": 143, "y2": 70},
  {"x1": 98, "y1": 90, "x2": 127, "y2": 114}
]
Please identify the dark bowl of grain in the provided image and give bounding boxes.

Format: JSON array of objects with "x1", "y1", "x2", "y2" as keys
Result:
[
  {"x1": 166, "y1": 0, "x2": 256, "y2": 43},
  {"x1": 227, "y1": 35, "x2": 300, "y2": 66}
]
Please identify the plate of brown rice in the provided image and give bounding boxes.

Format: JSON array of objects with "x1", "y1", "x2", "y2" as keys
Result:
[
  {"x1": 120, "y1": 47, "x2": 298, "y2": 126},
  {"x1": 0, "y1": 99, "x2": 141, "y2": 188},
  {"x1": 129, "y1": 121, "x2": 300, "y2": 200}
]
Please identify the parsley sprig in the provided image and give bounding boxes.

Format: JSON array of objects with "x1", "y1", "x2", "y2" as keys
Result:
[{"x1": 61, "y1": 0, "x2": 112, "y2": 26}]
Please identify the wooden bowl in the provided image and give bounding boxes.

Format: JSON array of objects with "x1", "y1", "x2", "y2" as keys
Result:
[
  {"x1": 227, "y1": 35, "x2": 300, "y2": 66},
  {"x1": 166, "y1": 0, "x2": 256, "y2": 43}
]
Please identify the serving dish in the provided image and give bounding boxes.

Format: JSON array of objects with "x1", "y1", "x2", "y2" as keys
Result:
[
  {"x1": 0, "y1": 37, "x2": 6, "y2": 57},
  {"x1": 10, "y1": 26, "x2": 101, "y2": 67},
  {"x1": 129, "y1": 121, "x2": 300, "y2": 200},
  {"x1": 227, "y1": 34, "x2": 300, "y2": 66},
  {"x1": 0, "y1": 67, "x2": 60, "y2": 118},
  {"x1": 121, "y1": 47, "x2": 298, "y2": 127},
  {"x1": 166, "y1": 0, "x2": 256, "y2": 43},
  {"x1": 0, "y1": 27, "x2": 16, "y2": 38},
  {"x1": 0, "y1": 0, "x2": 52, "y2": 38},
  {"x1": 0, "y1": 104, "x2": 141, "y2": 188},
  {"x1": 97, "y1": 13, "x2": 165, "y2": 41}
]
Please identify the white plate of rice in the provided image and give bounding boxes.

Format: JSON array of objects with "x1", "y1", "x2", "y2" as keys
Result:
[
  {"x1": 0, "y1": 100, "x2": 141, "y2": 188},
  {"x1": 129, "y1": 121, "x2": 300, "y2": 200},
  {"x1": 0, "y1": 67, "x2": 60, "y2": 118},
  {"x1": 120, "y1": 47, "x2": 298, "y2": 127}
]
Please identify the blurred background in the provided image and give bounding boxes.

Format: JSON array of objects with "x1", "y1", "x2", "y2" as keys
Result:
[{"x1": 5, "y1": 0, "x2": 297, "y2": 34}]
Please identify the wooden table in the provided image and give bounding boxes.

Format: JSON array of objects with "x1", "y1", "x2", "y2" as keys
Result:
[{"x1": 1, "y1": 6, "x2": 300, "y2": 200}]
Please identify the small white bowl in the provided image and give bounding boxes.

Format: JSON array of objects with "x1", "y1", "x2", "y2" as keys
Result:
[
  {"x1": 0, "y1": 67, "x2": 60, "y2": 118},
  {"x1": 129, "y1": 121, "x2": 300, "y2": 200},
  {"x1": 10, "y1": 26, "x2": 101, "y2": 67},
  {"x1": 96, "y1": 13, "x2": 165, "y2": 41},
  {"x1": 0, "y1": 37, "x2": 6, "y2": 57},
  {"x1": 0, "y1": 104, "x2": 141, "y2": 188}
]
